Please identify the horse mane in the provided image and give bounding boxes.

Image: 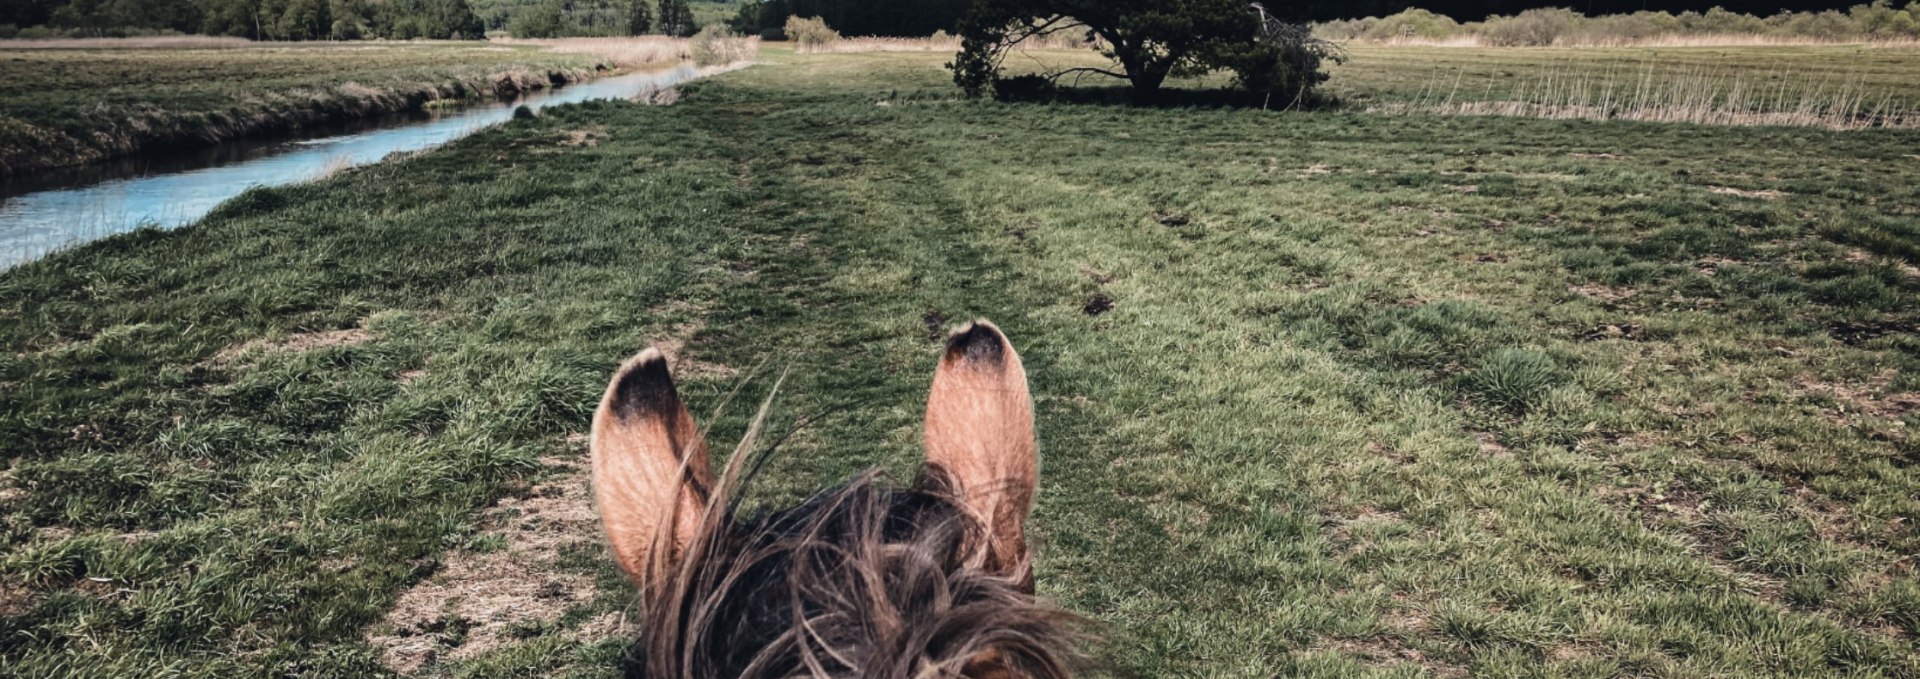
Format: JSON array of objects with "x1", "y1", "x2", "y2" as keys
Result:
[{"x1": 629, "y1": 465, "x2": 1086, "y2": 678}]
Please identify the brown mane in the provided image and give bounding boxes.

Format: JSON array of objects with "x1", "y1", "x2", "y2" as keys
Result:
[{"x1": 629, "y1": 465, "x2": 1086, "y2": 678}]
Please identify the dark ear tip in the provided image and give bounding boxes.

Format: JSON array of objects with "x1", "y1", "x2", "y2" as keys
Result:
[
  {"x1": 943, "y1": 319, "x2": 1008, "y2": 366},
  {"x1": 609, "y1": 347, "x2": 679, "y2": 419}
]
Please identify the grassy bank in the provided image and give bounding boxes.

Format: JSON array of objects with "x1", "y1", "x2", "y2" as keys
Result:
[
  {"x1": 4, "y1": 46, "x2": 1919, "y2": 677},
  {"x1": 0, "y1": 40, "x2": 631, "y2": 175}
]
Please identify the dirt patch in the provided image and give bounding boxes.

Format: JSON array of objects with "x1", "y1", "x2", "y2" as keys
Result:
[
  {"x1": 1151, "y1": 210, "x2": 1191, "y2": 227},
  {"x1": 1472, "y1": 432, "x2": 1513, "y2": 458},
  {"x1": 1696, "y1": 256, "x2": 1743, "y2": 277},
  {"x1": 1793, "y1": 369, "x2": 1919, "y2": 421},
  {"x1": 1325, "y1": 507, "x2": 1406, "y2": 555},
  {"x1": 1, "y1": 583, "x2": 37, "y2": 617},
  {"x1": 210, "y1": 327, "x2": 372, "y2": 367},
  {"x1": 1569, "y1": 152, "x2": 1627, "y2": 160},
  {"x1": 1844, "y1": 249, "x2": 1920, "y2": 279},
  {"x1": 1082, "y1": 293, "x2": 1116, "y2": 317},
  {"x1": 1299, "y1": 164, "x2": 1335, "y2": 175},
  {"x1": 368, "y1": 450, "x2": 620, "y2": 674},
  {"x1": 1577, "y1": 323, "x2": 1645, "y2": 342},
  {"x1": 651, "y1": 318, "x2": 738, "y2": 381},
  {"x1": 1707, "y1": 185, "x2": 1786, "y2": 200},
  {"x1": 1313, "y1": 635, "x2": 1466, "y2": 678},
  {"x1": 556, "y1": 125, "x2": 608, "y2": 147},
  {"x1": 1568, "y1": 283, "x2": 1638, "y2": 304},
  {"x1": 1828, "y1": 320, "x2": 1919, "y2": 346}
]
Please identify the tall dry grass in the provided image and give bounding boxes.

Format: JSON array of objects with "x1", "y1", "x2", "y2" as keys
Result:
[
  {"x1": 800, "y1": 33, "x2": 1092, "y2": 54},
  {"x1": 690, "y1": 27, "x2": 759, "y2": 67},
  {"x1": 0, "y1": 35, "x2": 253, "y2": 49},
  {"x1": 1372, "y1": 64, "x2": 1920, "y2": 129},
  {"x1": 494, "y1": 36, "x2": 691, "y2": 69},
  {"x1": 1339, "y1": 33, "x2": 1920, "y2": 48}
]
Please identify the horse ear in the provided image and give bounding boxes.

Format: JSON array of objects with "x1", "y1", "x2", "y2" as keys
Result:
[
  {"x1": 592, "y1": 348, "x2": 713, "y2": 585},
  {"x1": 924, "y1": 320, "x2": 1037, "y2": 577}
]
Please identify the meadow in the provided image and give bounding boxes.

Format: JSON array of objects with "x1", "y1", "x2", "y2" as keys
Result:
[
  {"x1": 2, "y1": 44, "x2": 1919, "y2": 678},
  {"x1": 0, "y1": 40, "x2": 646, "y2": 174}
]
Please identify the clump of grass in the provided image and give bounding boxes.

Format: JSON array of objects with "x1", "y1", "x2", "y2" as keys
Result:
[
  {"x1": 689, "y1": 26, "x2": 758, "y2": 67},
  {"x1": 784, "y1": 16, "x2": 842, "y2": 54},
  {"x1": 1465, "y1": 348, "x2": 1562, "y2": 413}
]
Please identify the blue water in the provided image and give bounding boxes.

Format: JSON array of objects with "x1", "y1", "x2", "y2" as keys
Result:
[{"x1": 0, "y1": 63, "x2": 715, "y2": 268}]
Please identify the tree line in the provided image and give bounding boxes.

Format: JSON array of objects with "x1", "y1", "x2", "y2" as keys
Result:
[
  {"x1": 1, "y1": 0, "x2": 486, "y2": 40},
  {"x1": 725, "y1": 0, "x2": 969, "y2": 37},
  {"x1": 1317, "y1": 2, "x2": 1920, "y2": 44},
  {"x1": 473, "y1": 0, "x2": 694, "y2": 38}
]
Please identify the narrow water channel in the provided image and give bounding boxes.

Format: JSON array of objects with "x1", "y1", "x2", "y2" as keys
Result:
[{"x1": 0, "y1": 63, "x2": 720, "y2": 269}]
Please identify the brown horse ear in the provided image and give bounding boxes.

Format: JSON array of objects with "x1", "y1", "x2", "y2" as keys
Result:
[
  {"x1": 924, "y1": 320, "x2": 1037, "y2": 577},
  {"x1": 592, "y1": 348, "x2": 714, "y2": 585}
]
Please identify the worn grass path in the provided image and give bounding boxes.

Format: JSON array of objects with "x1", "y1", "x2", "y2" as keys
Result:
[{"x1": 4, "y1": 49, "x2": 1920, "y2": 677}]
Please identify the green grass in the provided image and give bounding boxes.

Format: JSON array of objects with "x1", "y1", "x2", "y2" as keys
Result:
[
  {"x1": 4, "y1": 45, "x2": 1920, "y2": 677},
  {"x1": 0, "y1": 41, "x2": 610, "y2": 174}
]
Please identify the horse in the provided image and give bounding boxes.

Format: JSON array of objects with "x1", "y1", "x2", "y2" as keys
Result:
[{"x1": 591, "y1": 320, "x2": 1085, "y2": 678}]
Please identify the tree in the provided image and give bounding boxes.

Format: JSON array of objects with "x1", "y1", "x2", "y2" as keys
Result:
[
  {"x1": 277, "y1": 0, "x2": 331, "y2": 39},
  {"x1": 655, "y1": 0, "x2": 694, "y2": 35},
  {"x1": 627, "y1": 0, "x2": 651, "y2": 34},
  {"x1": 509, "y1": 0, "x2": 565, "y2": 36},
  {"x1": 951, "y1": 0, "x2": 1339, "y2": 100}
]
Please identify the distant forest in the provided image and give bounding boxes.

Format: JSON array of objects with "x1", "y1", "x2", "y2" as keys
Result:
[
  {"x1": 0, "y1": 0, "x2": 1904, "y2": 39},
  {"x1": 0, "y1": 0, "x2": 486, "y2": 39}
]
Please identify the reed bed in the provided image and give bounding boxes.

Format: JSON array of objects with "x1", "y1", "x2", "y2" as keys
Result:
[
  {"x1": 1370, "y1": 62, "x2": 1920, "y2": 129},
  {"x1": 797, "y1": 33, "x2": 1091, "y2": 54},
  {"x1": 0, "y1": 35, "x2": 255, "y2": 49},
  {"x1": 494, "y1": 36, "x2": 692, "y2": 69},
  {"x1": 1339, "y1": 34, "x2": 1920, "y2": 48}
]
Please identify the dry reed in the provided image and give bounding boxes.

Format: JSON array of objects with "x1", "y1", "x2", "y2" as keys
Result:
[
  {"x1": 802, "y1": 33, "x2": 1092, "y2": 53},
  {"x1": 1371, "y1": 62, "x2": 1920, "y2": 129},
  {"x1": 494, "y1": 36, "x2": 692, "y2": 69},
  {"x1": 0, "y1": 35, "x2": 253, "y2": 49},
  {"x1": 1337, "y1": 34, "x2": 1920, "y2": 48}
]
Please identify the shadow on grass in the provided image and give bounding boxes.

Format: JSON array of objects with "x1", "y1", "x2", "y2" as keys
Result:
[{"x1": 991, "y1": 76, "x2": 1339, "y2": 111}]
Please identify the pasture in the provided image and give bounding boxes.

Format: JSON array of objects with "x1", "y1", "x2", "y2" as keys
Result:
[{"x1": 2, "y1": 44, "x2": 1919, "y2": 677}]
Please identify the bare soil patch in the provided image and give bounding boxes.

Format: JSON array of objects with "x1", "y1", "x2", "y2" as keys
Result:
[
  {"x1": 556, "y1": 126, "x2": 608, "y2": 147},
  {"x1": 1082, "y1": 293, "x2": 1116, "y2": 317},
  {"x1": 1568, "y1": 283, "x2": 1638, "y2": 304},
  {"x1": 1828, "y1": 319, "x2": 1919, "y2": 346},
  {"x1": 1793, "y1": 369, "x2": 1919, "y2": 421},
  {"x1": 0, "y1": 583, "x2": 37, "y2": 617},
  {"x1": 1577, "y1": 323, "x2": 1646, "y2": 342},
  {"x1": 652, "y1": 319, "x2": 738, "y2": 380},
  {"x1": 367, "y1": 450, "x2": 619, "y2": 674},
  {"x1": 209, "y1": 327, "x2": 372, "y2": 366},
  {"x1": 1707, "y1": 185, "x2": 1786, "y2": 200}
]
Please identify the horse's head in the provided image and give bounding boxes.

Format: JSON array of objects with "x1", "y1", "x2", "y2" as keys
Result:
[{"x1": 591, "y1": 320, "x2": 1082, "y2": 678}]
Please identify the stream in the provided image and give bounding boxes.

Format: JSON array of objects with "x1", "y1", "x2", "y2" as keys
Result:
[{"x1": 0, "y1": 63, "x2": 717, "y2": 269}]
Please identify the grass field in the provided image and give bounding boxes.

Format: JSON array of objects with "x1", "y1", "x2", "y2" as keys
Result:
[
  {"x1": 3, "y1": 45, "x2": 1920, "y2": 677},
  {"x1": 0, "y1": 41, "x2": 623, "y2": 175}
]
